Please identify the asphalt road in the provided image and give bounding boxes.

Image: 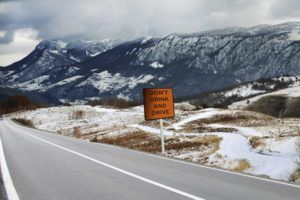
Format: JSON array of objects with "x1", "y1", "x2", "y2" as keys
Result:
[{"x1": 0, "y1": 118, "x2": 300, "y2": 200}]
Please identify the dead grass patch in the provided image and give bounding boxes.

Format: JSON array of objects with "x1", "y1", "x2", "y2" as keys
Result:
[
  {"x1": 73, "y1": 127, "x2": 82, "y2": 138},
  {"x1": 233, "y1": 159, "x2": 251, "y2": 172},
  {"x1": 69, "y1": 110, "x2": 85, "y2": 120},
  {"x1": 184, "y1": 111, "x2": 274, "y2": 129},
  {"x1": 12, "y1": 118, "x2": 34, "y2": 127},
  {"x1": 290, "y1": 168, "x2": 300, "y2": 182},
  {"x1": 182, "y1": 125, "x2": 237, "y2": 133},
  {"x1": 249, "y1": 136, "x2": 265, "y2": 149},
  {"x1": 99, "y1": 131, "x2": 160, "y2": 152},
  {"x1": 98, "y1": 131, "x2": 221, "y2": 154}
]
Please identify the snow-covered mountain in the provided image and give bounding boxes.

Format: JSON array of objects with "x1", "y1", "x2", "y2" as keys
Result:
[
  {"x1": 0, "y1": 39, "x2": 123, "y2": 83},
  {"x1": 1, "y1": 22, "x2": 300, "y2": 103}
]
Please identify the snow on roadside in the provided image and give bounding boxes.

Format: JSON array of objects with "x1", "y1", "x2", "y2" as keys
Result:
[
  {"x1": 129, "y1": 124, "x2": 174, "y2": 136},
  {"x1": 207, "y1": 124, "x2": 267, "y2": 137},
  {"x1": 254, "y1": 137, "x2": 300, "y2": 157},
  {"x1": 9, "y1": 105, "x2": 300, "y2": 181},
  {"x1": 10, "y1": 105, "x2": 144, "y2": 135},
  {"x1": 132, "y1": 123, "x2": 298, "y2": 181},
  {"x1": 209, "y1": 132, "x2": 298, "y2": 181},
  {"x1": 172, "y1": 108, "x2": 220, "y2": 130}
]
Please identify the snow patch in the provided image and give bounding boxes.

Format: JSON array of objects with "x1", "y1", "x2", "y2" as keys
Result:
[
  {"x1": 172, "y1": 108, "x2": 220, "y2": 130},
  {"x1": 141, "y1": 36, "x2": 152, "y2": 44},
  {"x1": 77, "y1": 71, "x2": 154, "y2": 92},
  {"x1": 224, "y1": 84, "x2": 265, "y2": 98},
  {"x1": 43, "y1": 75, "x2": 83, "y2": 90},
  {"x1": 289, "y1": 31, "x2": 300, "y2": 41},
  {"x1": 210, "y1": 132, "x2": 298, "y2": 181},
  {"x1": 49, "y1": 49, "x2": 59, "y2": 54},
  {"x1": 150, "y1": 62, "x2": 164, "y2": 69},
  {"x1": 13, "y1": 75, "x2": 49, "y2": 91}
]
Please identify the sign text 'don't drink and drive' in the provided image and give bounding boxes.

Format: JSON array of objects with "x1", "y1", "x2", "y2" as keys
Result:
[{"x1": 143, "y1": 88, "x2": 174, "y2": 120}]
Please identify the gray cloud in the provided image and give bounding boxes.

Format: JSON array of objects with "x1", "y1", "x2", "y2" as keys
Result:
[
  {"x1": 0, "y1": 0, "x2": 300, "y2": 66},
  {"x1": 1, "y1": 0, "x2": 300, "y2": 42}
]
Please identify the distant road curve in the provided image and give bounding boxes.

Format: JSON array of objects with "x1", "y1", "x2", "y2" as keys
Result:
[{"x1": 0, "y1": 118, "x2": 299, "y2": 200}]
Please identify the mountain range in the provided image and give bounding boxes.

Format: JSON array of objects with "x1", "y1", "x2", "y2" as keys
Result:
[{"x1": 1, "y1": 22, "x2": 300, "y2": 103}]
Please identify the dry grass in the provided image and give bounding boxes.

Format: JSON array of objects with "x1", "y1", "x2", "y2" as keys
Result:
[
  {"x1": 69, "y1": 110, "x2": 85, "y2": 120},
  {"x1": 183, "y1": 111, "x2": 274, "y2": 131},
  {"x1": 214, "y1": 153, "x2": 222, "y2": 159},
  {"x1": 249, "y1": 136, "x2": 265, "y2": 149},
  {"x1": 290, "y1": 168, "x2": 300, "y2": 182},
  {"x1": 99, "y1": 131, "x2": 160, "y2": 152},
  {"x1": 233, "y1": 159, "x2": 251, "y2": 172},
  {"x1": 12, "y1": 118, "x2": 34, "y2": 127},
  {"x1": 182, "y1": 125, "x2": 237, "y2": 133},
  {"x1": 98, "y1": 131, "x2": 221, "y2": 154},
  {"x1": 165, "y1": 136, "x2": 221, "y2": 153},
  {"x1": 73, "y1": 127, "x2": 82, "y2": 138}
]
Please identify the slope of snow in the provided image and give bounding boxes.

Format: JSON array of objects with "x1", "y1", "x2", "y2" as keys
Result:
[
  {"x1": 229, "y1": 85, "x2": 300, "y2": 109},
  {"x1": 11, "y1": 105, "x2": 144, "y2": 135},
  {"x1": 209, "y1": 132, "x2": 298, "y2": 180},
  {"x1": 12, "y1": 75, "x2": 49, "y2": 91},
  {"x1": 224, "y1": 84, "x2": 265, "y2": 98},
  {"x1": 42, "y1": 75, "x2": 84, "y2": 90},
  {"x1": 0, "y1": 70, "x2": 14, "y2": 78},
  {"x1": 172, "y1": 108, "x2": 221, "y2": 130},
  {"x1": 129, "y1": 124, "x2": 174, "y2": 136},
  {"x1": 77, "y1": 71, "x2": 154, "y2": 92}
]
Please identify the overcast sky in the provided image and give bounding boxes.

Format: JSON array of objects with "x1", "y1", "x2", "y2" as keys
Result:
[{"x1": 0, "y1": 0, "x2": 300, "y2": 66}]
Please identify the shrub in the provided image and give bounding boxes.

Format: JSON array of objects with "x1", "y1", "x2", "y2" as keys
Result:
[
  {"x1": 73, "y1": 127, "x2": 82, "y2": 138},
  {"x1": 0, "y1": 95, "x2": 50, "y2": 115},
  {"x1": 290, "y1": 167, "x2": 300, "y2": 182},
  {"x1": 70, "y1": 110, "x2": 85, "y2": 119},
  {"x1": 86, "y1": 98, "x2": 141, "y2": 109},
  {"x1": 99, "y1": 131, "x2": 221, "y2": 153},
  {"x1": 12, "y1": 118, "x2": 34, "y2": 127},
  {"x1": 233, "y1": 159, "x2": 251, "y2": 172}
]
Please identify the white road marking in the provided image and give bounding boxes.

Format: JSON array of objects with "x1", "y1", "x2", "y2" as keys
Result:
[
  {"x1": 21, "y1": 131, "x2": 205, "y2": 200},
  {"x1": 81, "y1": 135, "x2": 300, "y2": 189},
  {"x1": 0, "y1": 138, "x2": 20, "y2": 200}
]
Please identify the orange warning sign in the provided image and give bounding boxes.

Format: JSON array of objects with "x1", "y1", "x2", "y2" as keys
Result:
[{"x1": 143, "y1": 88, "x2": 175, "y2": 120}]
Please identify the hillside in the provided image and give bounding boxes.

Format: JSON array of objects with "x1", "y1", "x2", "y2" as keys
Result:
[
  {"x1": 229, "y1": 81, "x2": 300, "y2": 117},
  {"x1": 1, "y1": 22, "x2": 300, "y2": 102}
]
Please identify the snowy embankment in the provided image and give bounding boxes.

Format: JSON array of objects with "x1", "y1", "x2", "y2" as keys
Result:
[
  {"x1": 230, "y1": 84, "x2": 300, "y2": 110},
  {"x1": 10, "y1": 105, "x2": 144, "y2": 136},
  {"x1": 130, "y1": 108, "x2": 300, "y2": 181},
  {"x1": 8, "y1": 105, "x2": 300, "y2": 181}
]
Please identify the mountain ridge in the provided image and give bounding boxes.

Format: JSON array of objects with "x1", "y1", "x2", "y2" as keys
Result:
[{"x1": 1, "y1": 22, "x2": 300, "y2": 102}]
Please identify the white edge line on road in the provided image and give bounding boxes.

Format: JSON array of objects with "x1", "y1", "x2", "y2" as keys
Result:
[
  {"x1": 21, "y1": 131, "x2": 205, "y2": 200},
  {"x1": 91, "y1": 140, "x2": 300, "y2": 189},
  {"x1": 131, "y1": 146, "x2": 300, "y2": 189},
  {"x1": 9, "y1": 119, "x2": 300, "y2": 189},
  {"x1": 0, "y1": 138, "x2": 20, "y2": 200}
]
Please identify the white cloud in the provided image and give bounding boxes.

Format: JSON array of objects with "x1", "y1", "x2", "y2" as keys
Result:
[
  {"x1": 0, "y1": 31, "x2": 6, "y2": 38},
  {"x1": 0, "y1": 28, "x2": 40, "y2": 66}
]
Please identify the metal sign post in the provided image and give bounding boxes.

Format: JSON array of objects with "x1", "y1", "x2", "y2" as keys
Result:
[
  {"x1": 159, "y1": 119, "x2": 165, "y2": 154},
  {"x1": 143, "y1": 88, "x2": 174, "y2": 155}
]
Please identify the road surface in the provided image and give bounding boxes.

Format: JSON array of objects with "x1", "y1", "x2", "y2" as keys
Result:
[{"x1": 0, "y1": 118, "x2": 300, "y2": 200}]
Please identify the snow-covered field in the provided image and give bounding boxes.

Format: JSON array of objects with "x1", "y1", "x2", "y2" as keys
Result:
[{"x1": 8, "y1": 104, "x2": 300, "y2": 182}]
